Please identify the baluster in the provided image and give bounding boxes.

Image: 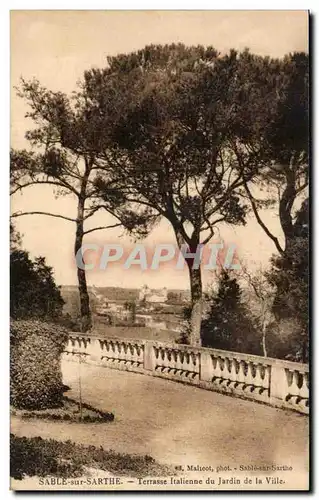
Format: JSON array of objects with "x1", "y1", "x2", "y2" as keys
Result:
[
  {"x1": 220, "y1": 357, "x2": 230, "y2": 388},
  {"x1": 254, "y1": 364, "x2": 264, "y2": 391},
  {"x1": 299, "y1": 371, "x2": 309, "y2": 399},
  {"x1": 129, "y1": 344, "x2": 134, "y2": 366},
  {"x1": 162, "y1": 348, "x2": 170, "y2": 373},
  {"x1": 119, "y1": 342, "x2": 125, "y2": 366},
  {"x1": 153, "y1": 347, "x2": 159, "y2": 370},
  {"x1": 299, "y1": 371, "x2": 309, "y2": 412},
  {"x1": 178, "y1": 351, "x2": 187, "y2": 379},
  {"x1": 157, "y1": 348, "x2": 164, "y2": 371},
  {"x1": 176, "y1": 350, "x2": 183, "y2": 375},
  {"x1": 74, "y1": 337, "x2": 80, "y2": 351},
  {"x1": 219, "y1": 356, "x2": 227, "y2": 384},
  {"x1": 78, "y1": 337, "x2": 83, "y2": 351},
  {"x1": 263, "y1": 365, "x2": 271, "y2": 395},
  {"x1": 167, "y1": 349, "x2": 174, "y2": 371},
  {"x1": 182, "y1": 351, "x2": 191, "y2": 376},
  {"x1": 289, "y1": 370, "x2": 300, "y2": 396},
  {"x1": 117, "y1": 342, "x2": 123, "y2": 366},
  {"x1": 106, "y1": 341, "x2": 112, "y2": 365},
  {"x1": 189, "y1": 352, "x2": 196, "y2": 378},
  {"x1": 131, "y1": 344, "x2": 138, "y2": 367},
  {"x1": 235, "y1": 359, "x2": 246, "y2": 392},
  {"x1": 290, "y1": 370, "x2": 302, "y2": 407},
  {"x1": 212, "y1": 356, "x2": 222, "y2": 384},
  {"x1": 99, "y1": 340, "x2": 105, "y2": 363},
  {"x1": 237, "y1": 359, "x2": 246, "y2": 382},
  {"x1": 138, "y1": 344, "x2": 144, "y2": 366},
  {"x1": 111, "y1": 341, "x2": 117, "y2": 366},
  {"x1": 172, "y1": 349, "x2": 178, "y2": 373},
  {"x1": 228, "y1": 358, "x2": 238, "y2": 389},
  {"x1": 111, "y1": 341, "x2": 116, "y2": 358},
  {"x1": 244, "y1": 361, "x2": 255, "y2": 393},
  {"x1": 122, "y1": 342, "x2": 128, "y2": 365}
]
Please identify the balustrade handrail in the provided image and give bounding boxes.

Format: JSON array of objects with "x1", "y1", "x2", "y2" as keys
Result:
[{"x1": 67, "y1": 332, "x2": 309, "y2": 373}]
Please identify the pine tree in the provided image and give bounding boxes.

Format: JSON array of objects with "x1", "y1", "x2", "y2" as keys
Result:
[{"x1": 201, "y1": 270, "x2": 261, "y2": 355}]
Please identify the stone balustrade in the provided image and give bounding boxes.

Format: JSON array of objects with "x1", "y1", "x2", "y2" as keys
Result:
[{"x1": 63, "y1": 334, "x2": 309, "y2": 415}]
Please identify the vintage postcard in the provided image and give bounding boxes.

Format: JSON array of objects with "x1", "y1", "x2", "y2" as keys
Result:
[{"x1": 10, "y1": 10, "x2": 309, "y2": 491}]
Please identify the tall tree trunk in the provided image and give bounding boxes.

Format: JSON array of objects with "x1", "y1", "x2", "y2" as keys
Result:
[
  {"x1": 187, "y1": 264, "x2": 203, "y2": 347},
  {"x1": 74, "y1": 197, "x2": 92, "y2": 333},
  {"x1": 261, "y1": 320, "x2": 268, "y2": 357},
  {"x1": 261, "y1": 305, "x2": 268, "y2": 357},
  {"x1": 174, "y1": 230, "x2": 203, "y2": 346}
]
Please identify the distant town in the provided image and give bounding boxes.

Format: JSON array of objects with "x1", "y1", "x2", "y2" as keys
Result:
[{"x1": 61, "y1": 285, "x2": 191, "y2": 341}]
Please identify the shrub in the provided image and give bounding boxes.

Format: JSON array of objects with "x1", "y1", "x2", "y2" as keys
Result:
[
  {"x1": 10, "y1": 435, "x2": 83, "y2": 480},
  {"x1": 16, "y1": 397, "x2": 115, "y2": 423},
  {"x1": 10, "y1": 434, "x2": 173, "y2": 480},
  {"x1": 10, "y1": 250, "x2": 64, "y2": 320},
  {"x1": 11, "y1": 320, "x2": 69, "y2": 410}
]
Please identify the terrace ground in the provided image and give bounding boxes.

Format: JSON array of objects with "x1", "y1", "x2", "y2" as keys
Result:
[{"x1": 11, "y1": 361, "x2": 309, "y2": 490}]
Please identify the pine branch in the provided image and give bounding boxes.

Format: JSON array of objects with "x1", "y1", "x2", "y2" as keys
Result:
[{"x1": 11, "y1": 211, "x2": 77, "y2": 223}]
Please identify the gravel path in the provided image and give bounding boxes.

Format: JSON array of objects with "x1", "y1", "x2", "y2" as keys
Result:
[{"x1": 11, "y1": 360, "x2": 309, "y2": 490}]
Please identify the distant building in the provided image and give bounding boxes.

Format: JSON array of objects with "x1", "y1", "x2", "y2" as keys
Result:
[{"x1": 139, "y1": 285, "x2": 168, "y2": 303}]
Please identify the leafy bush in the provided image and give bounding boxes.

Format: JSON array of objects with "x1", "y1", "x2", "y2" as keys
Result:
[
  {"x1": 10, "y1": 250, "x2": 64, "y2": 320},
  {"x1": 11, "y1": 320, "x2": 69, "y2": 410}
]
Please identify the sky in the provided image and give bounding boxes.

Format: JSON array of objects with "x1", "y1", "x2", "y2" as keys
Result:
[{"x1": 10, "y1": 10, "x2": 309, "y2": 290}]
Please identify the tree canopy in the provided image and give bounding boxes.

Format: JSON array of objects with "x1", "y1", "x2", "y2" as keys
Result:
[
  {"x1": 11, "y1": 44, "x2": 309, "y2": 345},
  {"x1": 82, "y1": 44, "x2": 305, "y2": 344}
]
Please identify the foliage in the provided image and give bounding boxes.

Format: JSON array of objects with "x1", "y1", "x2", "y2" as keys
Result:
[
  {"x1": 175, "y1": 305, "x2": 192, "y2": 345},
  {"x1": 243, "y1": 52, "x2": 308, "y2": 255},
  {"x1": 85, "y1": 44, "x2": 302, "y2": 344},
  {"x1": 263, "y1": 320, "x2": 307, "y2": 363},
  {"x1": 124, "y1": 300, "x2": 137, "y2": 324},
  {"x1": 10, "y1": 250, "x2": 64, "y2": 320},
  {"x1": 10, "y1": 434, "x2": 173, "y2": 480},
  {"x1": 10, "y1": 223, "x2": 22, "y2": 252},
  {"x1": 12, "y1": 396, "x2": 114, "y2": 423},
  {"x1": 10, "y1": 320, "x2": 68, "y2": 409},
  {"x1": 239, "y1": 263, "x2": 275, "y2": 357},
  {"x1": 11, "y1": 76, "x2": 142, "y2": 331},
  {"x1": 11, "y1": 45, "x2": 308, "y2": 342},
  {"x1": 201, "y1": 270, "x2": 261, "y2": 354},
  {"x1": 266, "y1": 199, "x2": 309, "y2": 362}
]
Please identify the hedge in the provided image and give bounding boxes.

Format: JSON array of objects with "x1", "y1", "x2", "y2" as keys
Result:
[{"x1": 11, "y1": 320, "x2": 69, "y2": 410}]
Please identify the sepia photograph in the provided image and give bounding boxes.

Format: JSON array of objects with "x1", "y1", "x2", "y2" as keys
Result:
[{"x1": 10, "y1": 9, "x2": 309, "y2": 491}]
